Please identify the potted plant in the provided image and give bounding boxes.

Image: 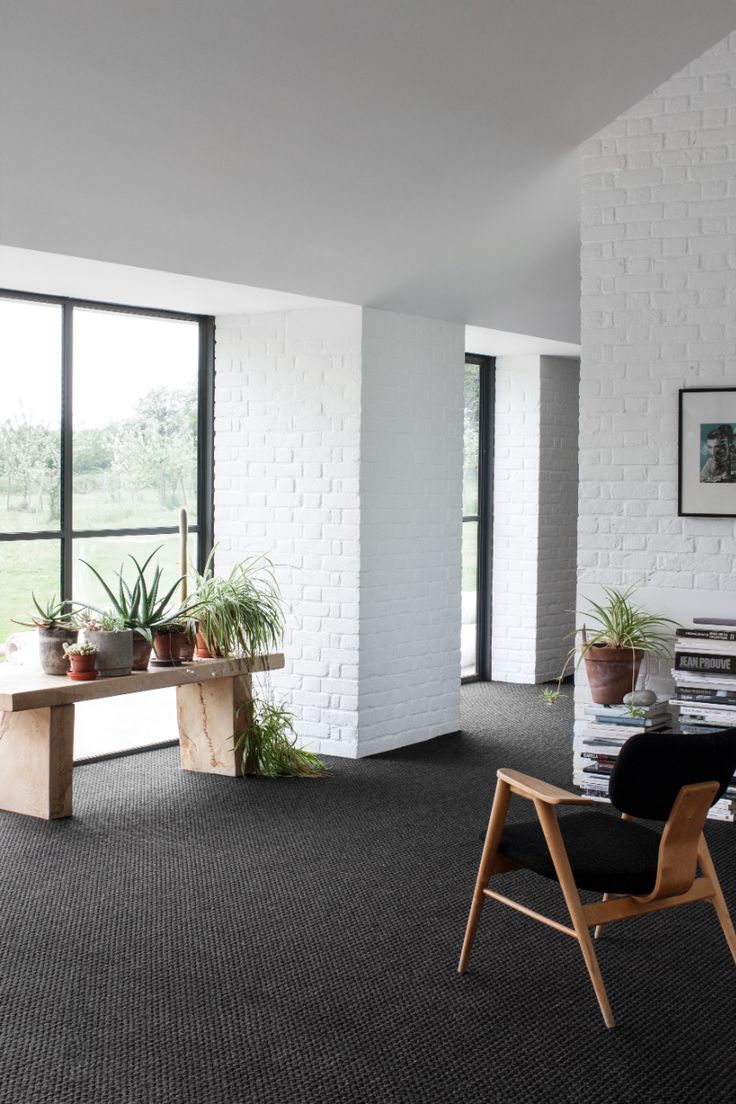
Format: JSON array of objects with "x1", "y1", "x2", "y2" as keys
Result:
[
  {"x1": 189, "y1": 551, "x2": 284, "y2": 660},
  {"x1": 78, "y1": 610, "x2": 134, "y2": 677},
  {"x1": 13, "y1": 594, "x2": 79, "y2": 675},
  {"x1": 548, "y1": 586, "x2": 679, "y2": 706},
  {"x1": 151, "y1": 620, "x2": 189, "y2": 666},
  {"x1": 80, "y1": 549, "x2": 186, "y2": 670},
  {"x1": 63, "y1": 641, "x2": 99, "y2": 682},
  {"x1": 233, "y1": 698, "x2": 326, "y2": 777}
]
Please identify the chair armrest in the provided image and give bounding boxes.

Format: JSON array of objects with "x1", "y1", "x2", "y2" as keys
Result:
[{"x1": 497, "y1": 768, "x2": 593, "y2": 806}]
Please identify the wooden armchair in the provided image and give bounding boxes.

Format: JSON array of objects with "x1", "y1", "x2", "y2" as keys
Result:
[{"x1": 458, "y1": 728, "x2": 736, "y2": 1028}]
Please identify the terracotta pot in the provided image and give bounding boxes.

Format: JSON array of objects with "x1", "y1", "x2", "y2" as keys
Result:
[
  {"x1": 131, "y1": 631, "x2": 153, "y2": 671},
  {"x1": 67, "y1": 653, "x2": 98, "y2": 682},
  {"x1": 152, "y1": 630, "x2": 187, "y2": 664},
  {"x1": 179, "y1": 629, "x2": 195, "y2": 663},
  {"x1": 195, "y1": 627, "x2": 222, "y2": 659},
  {"x1": 38, "y1": 626, "x2": 78, "y2": 676},
  {"x1": 583, "y1": 645, "x2": 644, "y2": 705}
]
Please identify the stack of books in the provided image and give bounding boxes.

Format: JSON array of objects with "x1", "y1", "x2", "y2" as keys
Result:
[
  {"x1": 670, "y1": 621, "x2": 736, "y2": 821},
  {"x1": 573, "y1": 700, "x2": 672, "y2": 803}
]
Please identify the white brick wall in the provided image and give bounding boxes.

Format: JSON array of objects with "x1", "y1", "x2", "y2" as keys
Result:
[
  {"x1": 491, "y1": 355, "x2": 580, "y2": 683},
  {"x1": 358, "y1": 309, "x2": 465, "y2": 753},
  {"x1": 214, "y1": 306, "x2": 464, "y2": 757},
  {"x1": 214, "y1": 307, "x2": 363, "y2": 756},
  {"x1": 537, "y1": 356, "x2": 581, "y2": 682},
  {"x1": 578, "y1": 29, "x2": 736, "y2": 716}
]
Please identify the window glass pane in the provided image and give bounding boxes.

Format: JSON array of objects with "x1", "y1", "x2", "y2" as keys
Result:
[
  {"x1": 72, "y1": 309, "x2": 199, "y2": 530},
  {"x1": 462, "y1": 521, "x2": 478, "y2": 678},
  {"x1": 0, "y1": 540, "x2": 61, "y2": 653},
  {"x1": 463, "y1": 363, "x2": 480, "y2": 516},
  {"x1": 72, "y1": 533, "x2": 189, "y2": 614},
  {"x1": 0, "y1": 298, "x2": 62, "y2": 533},
  {"x1": 71, "y1": 533, "x2": 189, "y2": 760}
]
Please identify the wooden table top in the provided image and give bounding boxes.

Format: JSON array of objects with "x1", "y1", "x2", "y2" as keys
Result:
[{"x1": 0, "y1": 654, "x2": 285, "y2": 712}]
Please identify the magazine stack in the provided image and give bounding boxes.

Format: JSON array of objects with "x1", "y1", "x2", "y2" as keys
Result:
[
  {"x1": 572, "y1": 700, "x2": 671, "y2": 803},
  {"x1": 671, "y1": 622, "x2": 736, "y2": 821}
]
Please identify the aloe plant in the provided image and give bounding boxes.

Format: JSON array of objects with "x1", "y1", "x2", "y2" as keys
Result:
[
  {"x1": 13, "y1": 593, "x2": 79, "y2": 629},
  {"x1": 80, "y1": 547, "x2": 187, "y2": 643}
]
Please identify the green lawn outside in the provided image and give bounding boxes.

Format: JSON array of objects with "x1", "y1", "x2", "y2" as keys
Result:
[{"x1": 0, "y1": 490, "x2": 194, "y2": 640}]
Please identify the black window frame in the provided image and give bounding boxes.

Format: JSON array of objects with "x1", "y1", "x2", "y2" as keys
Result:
[
  {"x1": 0, "y1": 288, "x2": 214, "y2": 600},
  {"x1": 462, "y1": 353, "x2": 494, "y2": 683}
]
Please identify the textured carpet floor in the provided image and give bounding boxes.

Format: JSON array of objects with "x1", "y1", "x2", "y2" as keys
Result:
[{"x1": 1, "y1": 682, "x2": 735, "y2": 1104}]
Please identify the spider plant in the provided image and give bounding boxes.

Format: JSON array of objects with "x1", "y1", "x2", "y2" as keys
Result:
[
  {"x1": 233, "y1": 699, "x2": 326, "y2": 778},
  {"x1": 577, "y1": 585, "x2": 679, "y2": 658},
  {"x1": 542, "y1": 586, "x2": 679, "y2": 707},
  {"x1": 190, "y1": 549, "x2": 284, "y2": 659},
  {"x1": 80, "y1": 548, "x2": 187, "y2": 643}
]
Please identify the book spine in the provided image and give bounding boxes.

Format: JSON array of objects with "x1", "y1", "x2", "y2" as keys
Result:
[
  {"x1": 675, "y1": 690, "x2": 736, "y2": 704},
  {"x1": 677, "y1": 628, "x2": 736, "y2": 641},
  {"x1": 674, "y1": 641, "x2": 736, "y2": 655},
  {"x1": 674, "y1": 652, "x2": 736, "y2": 675},
  {"x1": 586, "y1": 715, "x2": 667, "y2": 728},
  {"x1": 672, "y1": 671, "x2": 736, "y2": 690}
]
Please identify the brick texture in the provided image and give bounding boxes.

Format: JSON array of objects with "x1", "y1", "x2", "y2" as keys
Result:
[
  {"x1": 358, "y1": 308, "x2": 465, "y2": 753},
  {"x1": 214, "y1": 307, "x2": 363, "y2": 756},
  {"x1": 492, "y1": 355, "x2": 579, "y2": 683},
  {"x1": 578, "y1": 29, "x2": 736, "y2": 717},
  {"x1": 214, "y1": 306, "x2": 464, "y2": 757}
]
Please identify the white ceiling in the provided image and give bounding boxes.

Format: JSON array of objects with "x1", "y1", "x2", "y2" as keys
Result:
[{"x1": 1, "y1": 2, "x2": 735, "y2": 342}]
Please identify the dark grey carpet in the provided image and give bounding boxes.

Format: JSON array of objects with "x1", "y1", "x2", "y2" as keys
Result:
[{"x1": 1, "y1": 682, "x2": 735, "y2": 1104}]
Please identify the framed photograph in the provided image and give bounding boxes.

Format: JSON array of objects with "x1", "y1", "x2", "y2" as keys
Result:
[{"x1": 678, "y1": 388, "x2": 736, "y2": 517}]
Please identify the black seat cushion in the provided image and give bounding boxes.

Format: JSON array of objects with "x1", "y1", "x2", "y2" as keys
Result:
[{"x1": 498, "y1": 810, "x2": 661, "y2": 896}]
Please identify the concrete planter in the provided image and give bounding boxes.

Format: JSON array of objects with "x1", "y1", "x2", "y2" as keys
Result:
[
  {"x1": 80, "y1": 628, "x2": 133, "y2": 677},
  {"x1": 38, "y1": 626, "x2": 78, "y2": 676}
]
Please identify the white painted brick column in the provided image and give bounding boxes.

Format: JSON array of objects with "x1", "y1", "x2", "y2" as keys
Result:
[
  {"x1": 536, "y1": 356, "x2": 580, "y2": 682},
  {"x1": 578, "y1": 29, "x2": 736, "y2": 724},
  {"x1": 214, "y1": 306, "x2": 464, "y2": 757},
  {"x1": 357, "y1": 309, "x2": 465, "y2": 754},
  {"x1": 214, "y1": 307, "x2": 363, "y2": 756},
  {"x1": 491, "y1": 355, "x2": 579, "y2": 683}
]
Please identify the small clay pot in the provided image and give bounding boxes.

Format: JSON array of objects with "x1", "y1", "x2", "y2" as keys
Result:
[
  {"x1": 131, "y1": 630, "x2": 153, "y2": 671},
  {"x1": 583, "y1": 644, "x2": 644, "y2": 705},
  {"x1": 152, "y1": 629, "x2": 187, "y2": 664},
  {"x1": 38, "y1": 626, "x2": 78, "y2": 676},
  {"x1": 178, "y1": 628, "x2": 195, "y2": 663},
  {"x1": 195, "y1": 626, "x2": 221, "y2": 659},
  {"x1": 67, "y1": 653, "x2": 98, "y2": 682}
]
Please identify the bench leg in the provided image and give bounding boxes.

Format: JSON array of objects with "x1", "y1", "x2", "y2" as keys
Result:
[
  {"x1": 176, "y1": 675, "x2": 252, "y2": 776},
  {"x1": 0, "y1": 705, "x2": 74, "y2": 819}
]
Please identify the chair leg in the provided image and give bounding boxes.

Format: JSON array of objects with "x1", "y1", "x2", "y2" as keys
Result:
[
  {"x1": 698, "y1": 834, "x2": 736, "y2": 963},
  {"x1": 594, "y1": 894, "x2": 611, "y2": 941},
  {"x1": 458, "y1": 780, "x2": 511, "y2": 974},
  {"x1": 536, "y1": 802, "x2": 615, "y2": 1029}
]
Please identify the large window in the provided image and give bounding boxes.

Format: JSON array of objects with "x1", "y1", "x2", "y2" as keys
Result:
[
  {"x1": 462, "y1": 354, "x2": 493, "y2": 680},
  {"x1": 0, "y1": 292, "x2": 214, "y2": 645}
]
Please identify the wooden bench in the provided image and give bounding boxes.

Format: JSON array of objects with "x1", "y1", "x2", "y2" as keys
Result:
[{"x1": 0, "y1": 654, "x2": 285, "y2": 819}]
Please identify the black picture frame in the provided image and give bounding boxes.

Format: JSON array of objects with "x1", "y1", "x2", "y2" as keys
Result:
[{"x1": 678, "y1": 388, "x2": 736, "y2": 517}]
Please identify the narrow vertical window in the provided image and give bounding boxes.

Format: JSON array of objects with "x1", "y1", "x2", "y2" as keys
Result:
[{"x1": 462, "y1": 354, "x2": 493, "y2": 681}]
